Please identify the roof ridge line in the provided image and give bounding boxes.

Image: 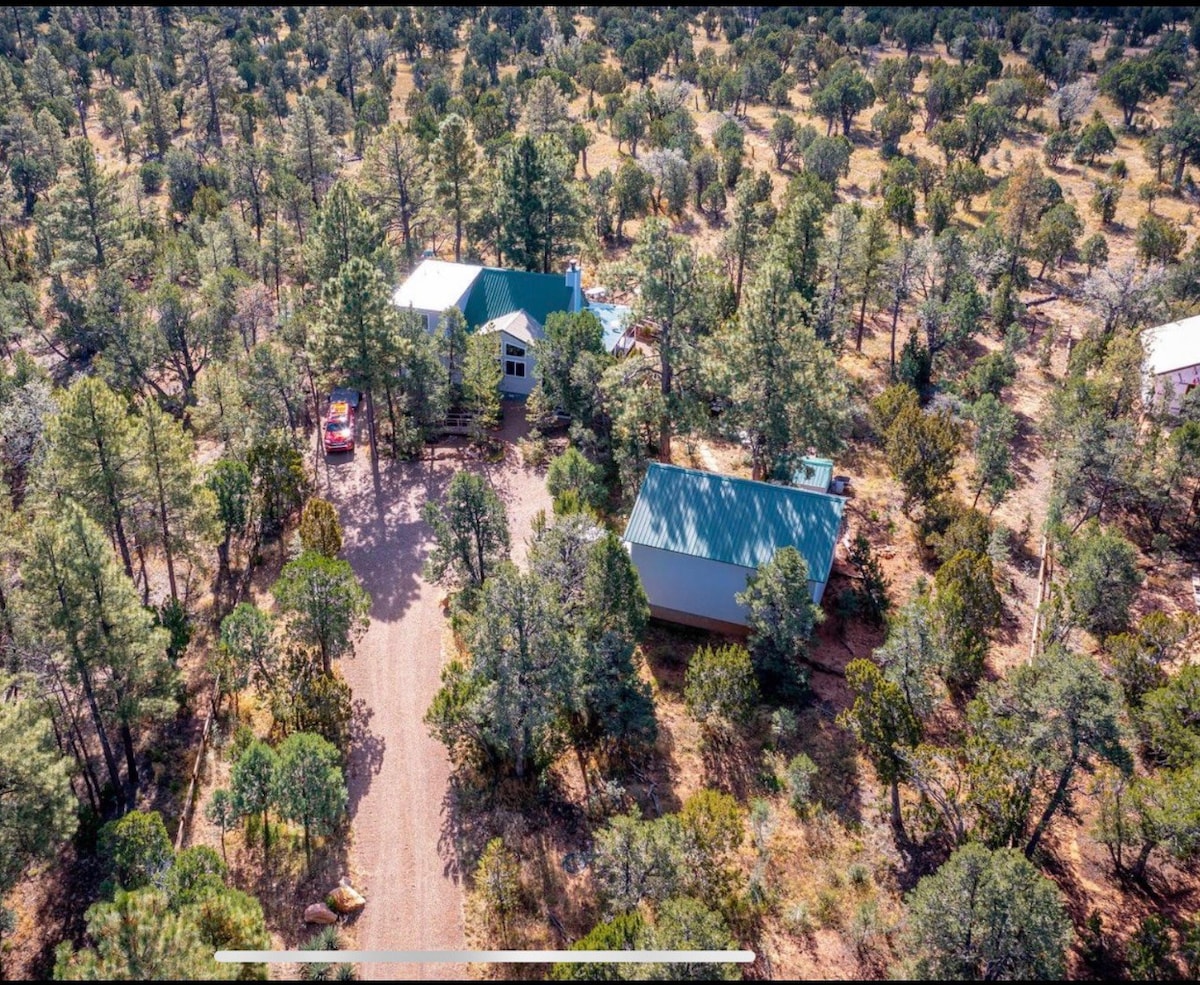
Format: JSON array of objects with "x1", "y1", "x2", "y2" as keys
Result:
[{"x1": 646, "y1": 461, "x2": 845, "y2": 502}]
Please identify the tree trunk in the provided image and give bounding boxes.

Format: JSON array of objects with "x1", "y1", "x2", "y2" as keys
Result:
[
  {"x1": 365, "y1": 388, "x2": 378, "y2": 463},
  {"x1": 119, "y1": 719, "x2": 139, "y2": 812},
  {"x1": 150, "y1": 434, "x2": 179, "y2": 602},
  {"x1": 890, "y1": 295, "x2": 902, "y2": 375},
  {"x1": 77, "y1": 658, "x2": 124, "y2": 814},
  {"x1": 890, "y1": 778, "x2": 906, "y2": 841},
  {"x1": 659, "y1": 346, "x2": 673, "y2": 462}
]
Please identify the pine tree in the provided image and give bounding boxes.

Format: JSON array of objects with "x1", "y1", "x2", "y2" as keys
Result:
[
  {"x1": 840, "y1": 658, "x2": 921, "y2": 835},
  {"x1": 231, "y1": 740, "x2": 278, "y2": 848},
  {"x1": 272, "y1": 551, "x2": 370, "y2": 676},
  {"x1": 462, "y1": 332, "x2": 502, "y2": 435},
  {"x1": 496, "y1": 134, "x2": 582, "y2": 273},
  {"x1": 317, "y1": 256, "x2": 403, "y2": 460},
  {"x1": 287, "y1": 96, "x2": 338, "y2": 206},
  {"x1": 206, "y1": 458, "x2": 251, "y2": 580},
  {"x1": 23, "y1": 504, "x2": 175, "y2": 812},
  {"x1": 98, "y1": 88, "x2": 135, "y2": 164},
  {"x1": 0, "y1": 672, "x2": 77, "y2": 896},
  {"x1": 432, "y1": 114, "x2": 476, "y2": 262},
  {"x1": 137, "y1": 400, "x2": 213, "y2": 601},
  {"x1": 46, "y1": 376, "x2": 142, "y2": 579},
  {"x1": 47, "y1": 138, "x2": 123, "y2": 276},
  {"x1": 422, "y1": 472, "x2": 510, "y2": 590},
  {"x1": 179, "y1": 21, "x2": 242, "y2": 149},
  {"x1": 363, "y1": 123, "x2": 431, "y2": 265},
  {"x1": 329, "y1": 15, "x2": 364, "y2": 111},
  {"x1": 272, "y1": 732, "x2": 347, "y2": 871},
  {"x1": 133, "y1": 55, "x2": 172, "y2": 157},
  {"x1": 736, "y1": 546, "x2": 824, "y2": 697},
  {"x1": 305, "y1": 179, "x2": 384, "y2": 287},
  {"x1": 718, "y1": 258, "x2": 849, "y2": 480}
]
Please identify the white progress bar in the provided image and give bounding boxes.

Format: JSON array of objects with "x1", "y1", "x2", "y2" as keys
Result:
[{"x1": 216, "y1": 949, "x2": 756, "y2": 964}]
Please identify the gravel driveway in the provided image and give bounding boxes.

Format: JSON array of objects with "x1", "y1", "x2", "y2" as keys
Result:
[{"x1": 319, "y1": 404, "x2": 551, "y2": 981}]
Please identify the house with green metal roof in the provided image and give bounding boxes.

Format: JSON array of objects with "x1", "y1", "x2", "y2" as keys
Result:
[
  {"x1": 622, "y1": 463, "x2": 846, "y2": 634},
  {"x1": 392, "y1": 258, "x2": 588, "y2": 396}
]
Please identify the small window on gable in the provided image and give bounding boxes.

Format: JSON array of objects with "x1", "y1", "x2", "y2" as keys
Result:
[
  {"x1": 504, "y1": 360, "x2": 526, "y2": 378},
  {"x1": 505, "y1": 342, "x2": 525, "y2": 357}
]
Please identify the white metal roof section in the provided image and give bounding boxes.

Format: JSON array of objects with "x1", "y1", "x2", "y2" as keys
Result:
[
  {"x1": 475, "y1": 309, "x2": 543, "y2": 345},
  {"x1": 1142, "y1": 313, "x2": 1200, "y2": 375},
  {"x1": 392, "y1": 259, "x2": 482, "y2": 313}
]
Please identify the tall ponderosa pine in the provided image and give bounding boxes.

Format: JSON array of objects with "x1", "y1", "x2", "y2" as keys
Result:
[
  {"x1": 179, "y1": 21, "x2": 241, "y2": 149},
  {"x1": 46, "y1": 376, "x2": 142, "y2": 579},
  {"x1": 432, "y1": 114, "x2": 476, "y2": 262},
  {"x1": 317, "y1": 256, "x2": 403, "y2": 460},
  {"x1": 305, "y1": 179, "x2": 384, "y2": 287},
  {"x1": 718, "y1": 258, "x2": 849, "y2": 480},
  {"x1": 23, "y1": 504, "x2": 175, "y2": 812},
  {"x1": 329, "y1": 15, "x2": 364, "y2": 111},
  {"x1": 137, "y1": 400, "x2": 213, "y2": 601},
  {"x1": 627, "y1": 218, "x2": 709, "y2": 461},
  {"x1": 363, "y1": 123, "x2": 431, "y2": 265},
  {"x1": 133, "y1": 56, "x2": 172, "y2": 157},
  {"x1": 0, "y1": 672, "x2": 78, "y2": 896},
  {"x1": 287, "y1": 96, "x2": 338, "y2": 206},
  {"x1": 496, "y1": 134, "x2": 581, "y2": 274},
  {"x1": 48, "y1": 138, "x2": 123, "y2": 277}
]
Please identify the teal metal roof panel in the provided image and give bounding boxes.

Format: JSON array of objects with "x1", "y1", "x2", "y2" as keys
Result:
[
  {"x1": 623, "y1": 464, "x2": 845, "y2": 581},
  {"x1": 792, "y1": 457, "x2": 833, "y2": 492},
  {"x1": 462, "y1": 268, "x2": 578, "y2": 329}
]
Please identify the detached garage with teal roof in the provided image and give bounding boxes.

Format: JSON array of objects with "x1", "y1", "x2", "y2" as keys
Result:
[{"x1": 622, "y1": 464, "x2": 846, "y2": 634}]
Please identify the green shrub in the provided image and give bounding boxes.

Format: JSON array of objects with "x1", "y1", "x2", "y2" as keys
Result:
[{"x1": 786, "y1": 753, "x2": 819, "y2": 815}]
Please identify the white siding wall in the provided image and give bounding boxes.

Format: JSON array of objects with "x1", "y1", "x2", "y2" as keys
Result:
[
  {"x1": 628, "y1": 543, "x2": 828, "y2": 629},
  {"x1": 498, "y1": 330, "x2": 535, "y2": 396},
  {"x1": 629, "y1": 545, "x2": 754, "y2": 626}
]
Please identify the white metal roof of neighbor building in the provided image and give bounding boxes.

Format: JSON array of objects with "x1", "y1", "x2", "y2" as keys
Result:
[
  {"x1": 1142, "y1": 314, "x2": 1200, "y2": 375},
  {"x1": 392, "y1": 258, "x2": 482, "y2": 313},
  {"x1": 475, "y1": 309, "x2": 543, "y2": 345}
]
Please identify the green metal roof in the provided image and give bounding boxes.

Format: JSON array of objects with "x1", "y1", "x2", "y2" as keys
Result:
[
  {"x1": 623, "y1": 464, "x2": 845, "y2": 582},
  {"x1": 792, "y1": 456, "x2": 833, "y2": 492},
  {"x1": 462, "y1": 268, "x2": 579, "y2": 330}
]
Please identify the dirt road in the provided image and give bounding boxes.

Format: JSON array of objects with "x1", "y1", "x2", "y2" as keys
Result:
[{"x1": 321, "y1": 404, "x2": 550, "y2": 981}]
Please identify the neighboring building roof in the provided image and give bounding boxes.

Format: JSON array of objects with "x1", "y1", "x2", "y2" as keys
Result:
[
  {"x1": 623, "y1": 463, "x2": 845, "y2": 582},
  {"x1": 475, "y1": 309, "x2": 543, "y2": 345},
  {"x1": 463, "y1": 267, "x2": 579, "y2": 329},
  {"x1": 392, "y1": 259, "x2": 482, "y2": 313},
  {"x1": 792, "y1": 457, "x2": 833, "y2": 493},
  {"x1": 1142, "y1": 314, "x2": 1200, "y2": 375},
  {"x1": 588, "y1": 301, "x2": 634, "y2": 354}
]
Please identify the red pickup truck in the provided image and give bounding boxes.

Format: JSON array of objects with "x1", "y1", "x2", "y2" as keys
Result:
[{"x1": 323, "y1": 389, "x2": 360, "y2": 453}]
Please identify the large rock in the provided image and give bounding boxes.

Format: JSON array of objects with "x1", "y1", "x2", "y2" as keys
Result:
[
  {"x1": 327, "y1": 881, "x2": 366, "y2": 914},
  {"x1": 304, "y1": 902, "x2": 338, "y2": 925}
]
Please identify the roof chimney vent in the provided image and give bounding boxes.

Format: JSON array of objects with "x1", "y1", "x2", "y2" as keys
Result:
[{"x1": 565, "y1": 261, "x2": 583, "y2": 313}]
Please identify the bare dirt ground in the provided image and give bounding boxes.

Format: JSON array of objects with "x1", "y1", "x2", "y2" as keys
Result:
[{"x1": 317, "y1": 402, "x2": 551, "y2": 981}]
